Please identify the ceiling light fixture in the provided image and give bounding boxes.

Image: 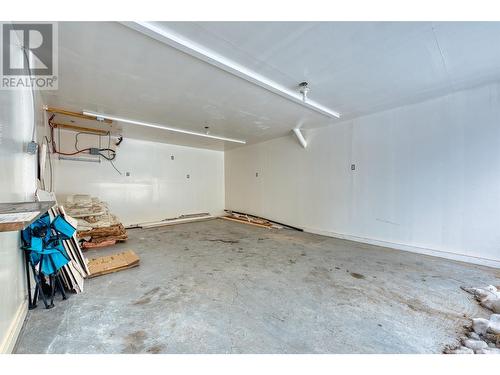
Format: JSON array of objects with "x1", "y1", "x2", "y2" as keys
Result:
[
  {"x1": 298, "y1": 82, "x2": 310, "y2": 102},
  {"x1": 82, "y1": 111, "x2": 246, "y2": 144}
]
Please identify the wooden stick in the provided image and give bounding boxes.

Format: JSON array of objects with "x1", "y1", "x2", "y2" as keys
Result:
[
  {"x1": 51, "y1": 122, "x2": 109, "y2": 135},
  {"x1": 220, "y1": 216, "x2": 272, "y2": 229},
  {"x1": 44, "y1": 106, "x2": 113, "y2": 124}
]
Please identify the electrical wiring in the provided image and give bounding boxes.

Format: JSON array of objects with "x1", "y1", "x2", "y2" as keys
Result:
[
  {"x1": 74, "y1": 130, "x2": 116, "y2": 161},
  {"x1": 21, "y1": 47, "x2": 36, "y2": 142},
  {"x1": 47, "y1": 114, "x2": 123, "y2": 175},
  {"x1": 49, "y1": 116, "x2": 119, "y2": 158},
  {"x1": 44, "y1": 136, "x2": 53, "y2": 192},
  {"x1": 106, "y1": 130, "x2": 112, "y2": 158},
  {"x1": 49, "y1": 116, "x2": 91, "y2": 155},
  {"x1": 50, "y1": 129, "x2": 90, "y2": 156},
  {"x1": 108, "y1": 159, "x2": 123, "y2": 175},
  {"x1": 75, "y1": 130, "x2": 106, "y2": 152},
  {"x1": 98, "y1": 149, "x2": 116, "y2": 161},
  {"x1": 95, "y1": 131, "x2": 117, "y2": 161},
  {"x1": 102, "y1": 131, "x2": 122, "y2": 175}
]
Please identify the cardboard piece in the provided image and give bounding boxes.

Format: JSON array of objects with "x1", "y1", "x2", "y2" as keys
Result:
[{"x1": 87, "y1": 250, "x2": 140, "y2": 278}]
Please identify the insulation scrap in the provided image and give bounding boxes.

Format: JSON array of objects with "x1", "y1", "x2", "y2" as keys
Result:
[
  {"x1": 77, "y1": 223, "x2": 127, "y2": 239},
  {"x1": 62, "y1": 195, "x2": 128, "y2": 250},
  {"x1": 81, "y1": 239, "x2": 117, "y2": 249},
  {"x1": 444, "y1": 285, "x2": 500, "y2": 354}
]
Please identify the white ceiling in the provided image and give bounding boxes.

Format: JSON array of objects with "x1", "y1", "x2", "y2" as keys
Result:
[{"x1": 42, "y1": 21, "x2": 500, "y2": 150}]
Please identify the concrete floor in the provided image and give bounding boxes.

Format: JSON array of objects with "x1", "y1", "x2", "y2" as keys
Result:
[{"x1": 15, "y1": 218, "x2": 499, "y2": 353}]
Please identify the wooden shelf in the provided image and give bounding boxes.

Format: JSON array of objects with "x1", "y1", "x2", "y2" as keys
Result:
[{"x1": 0, "y1": 201, "x2": 56, "y2": 232}]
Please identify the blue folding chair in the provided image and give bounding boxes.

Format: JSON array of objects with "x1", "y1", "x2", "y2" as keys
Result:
[{"x1": 21, "y1": 213, "x2": 75, "y2": 309}]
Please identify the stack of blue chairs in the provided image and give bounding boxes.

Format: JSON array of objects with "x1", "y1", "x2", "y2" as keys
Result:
[{"x1": 21, "y1": 213, "x2": 76, "y2": 309}]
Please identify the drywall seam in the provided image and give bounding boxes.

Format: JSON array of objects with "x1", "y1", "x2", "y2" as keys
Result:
[
  {"x1": 303, "y1": 227, "x2": 500, "y2": 269},
  {"x1": 122, "y1": 22, "x2": 341, "y2": 119},
  {"x1": 0, "y1": 299, "x2": 27, "y2": 354}
]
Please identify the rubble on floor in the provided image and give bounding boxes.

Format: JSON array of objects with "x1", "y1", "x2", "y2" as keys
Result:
[
  {"x1": 221, "y1": 210, "x2": 284, "y2": 229},
  {"x1": 77, "y1": 223, "x2": 128, "y2": 249},
  {"x1": 444, "y1": 285, "x2": 500, "y2": 354},
  {"x1": 63, "y1": 194, "x2": 128, "y2": 249}
]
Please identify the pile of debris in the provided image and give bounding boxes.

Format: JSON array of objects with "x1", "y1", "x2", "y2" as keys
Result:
[
  {"x1": 63, "y1": 195, "x2": 128, "y2": 249},
  {"x1": 221, "y1": 210, "x2": 284, "y2": 229},
  {"x1": 444, "y1": 285, "x2": 500, "y2": 354}
]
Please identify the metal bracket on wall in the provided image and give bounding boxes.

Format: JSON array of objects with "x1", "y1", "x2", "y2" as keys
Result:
[{"x1": 293, "y1": 128, "x2": 307, "y2": 148}]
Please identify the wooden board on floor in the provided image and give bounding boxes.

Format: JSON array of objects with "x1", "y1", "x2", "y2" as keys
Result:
[
  {"x1": 140, "y1": 215, "x2": 214, "y2": 229},
  {"x1": 87, "y1": 250, "x2": 140, "y2": 278},
  {"x1": 220, "y1": 216, "x2": 272, "y2": 229}
]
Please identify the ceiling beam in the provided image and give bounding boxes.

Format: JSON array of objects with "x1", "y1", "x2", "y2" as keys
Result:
[{"x1": 122, "y1": 22, "x2": 341, "y2": 120}]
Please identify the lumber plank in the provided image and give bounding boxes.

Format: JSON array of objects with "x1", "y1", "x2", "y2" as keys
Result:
[
  {"x1": 220, "y1": 216, "x2": 272, "y2": 229},
  {"x1": 50, "y1": 122, "x2": 109, "y2": 135},
  {"x1": 0, "y1": 201, "x2": 55, "y2": 232},
  {"x1": 44, "y1": 106, "x2": 113, "y2": 124}
]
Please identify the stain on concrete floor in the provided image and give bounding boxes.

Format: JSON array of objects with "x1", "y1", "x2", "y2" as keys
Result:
[
  {"x1": 350, "y1": 272, "x2": 365, "y2": 279},
  {"x1": 14, "y1": 218, "x2": 499, "y2": 354}
]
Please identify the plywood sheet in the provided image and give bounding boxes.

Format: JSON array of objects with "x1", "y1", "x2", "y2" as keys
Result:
[{"x1": 0, "y1": 201, "x2": 55, "y2": 232}]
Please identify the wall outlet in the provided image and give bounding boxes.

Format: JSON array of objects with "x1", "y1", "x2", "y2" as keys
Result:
[
  {"x1": 256, "y1": 172, "x2": 259, "y2": 177},
  {"x1": 171, "y1": 155, "x2": 174, "y2": 160},
  {"x1": 351, "y1": 164, "x2": 356, "y2": 171},
  {"x1": 126, "y1": 172, "x2": 130, "y2": 177},
  {"x1": 187, "y1": 174, "x2": 190, "y2": 179}
]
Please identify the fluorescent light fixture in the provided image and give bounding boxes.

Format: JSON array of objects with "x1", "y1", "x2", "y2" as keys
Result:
[
  {"x1": 82, "y1": 111, "x2": 246, "y2": 144},
  {"x1": 122, "y1": 22, "x2": 341, "y2": 120}
]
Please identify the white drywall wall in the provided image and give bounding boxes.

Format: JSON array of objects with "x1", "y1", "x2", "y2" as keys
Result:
[
  {"x1": 0, "y1": 87, "x2": 38, "y2": 352},
  {"x1": 225, "y1": 83, "x2": 500, "y2": 267},
  {"x1": 52, "y1": 131, "x2": 225, "y2": 225}
]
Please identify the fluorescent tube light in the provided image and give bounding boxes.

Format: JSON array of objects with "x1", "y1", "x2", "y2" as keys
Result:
[{"x1": 82, "y1": 111, "x2": 246, "y2": 144}]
